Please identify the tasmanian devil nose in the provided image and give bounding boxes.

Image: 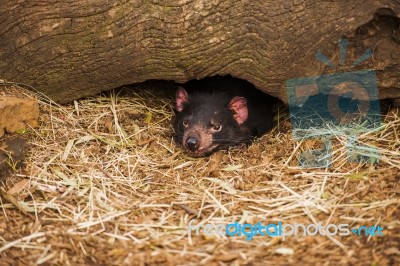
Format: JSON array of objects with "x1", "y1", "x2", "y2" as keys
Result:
[{"x1": 186, "y1": 136, "x2": 199, "y2": 151}]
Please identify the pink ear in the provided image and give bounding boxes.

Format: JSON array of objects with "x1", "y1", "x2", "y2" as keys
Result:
[
  {"x1": 175, "y1": 86, "x2": 189, "y2": 112},
  {"x1": 228, "y1": 96, "x2": 248, "y2": 125}
]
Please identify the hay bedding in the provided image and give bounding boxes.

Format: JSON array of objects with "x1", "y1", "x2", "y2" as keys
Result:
[{"x1": 0, "y1": 82, "x2": 399, "y2": 266}]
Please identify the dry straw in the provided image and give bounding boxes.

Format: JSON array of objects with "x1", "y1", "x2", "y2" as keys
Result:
[{"x1": 0, "y1": 84, "x2": 399, "y2": 265}]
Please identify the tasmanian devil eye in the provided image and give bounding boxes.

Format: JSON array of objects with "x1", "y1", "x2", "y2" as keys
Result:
[
  {"x1": 183, "y1": 119, "x2": 188, "y2": 127},
  {"x1": 212, "y1": 124, "x2": 221, "y2": 131}
]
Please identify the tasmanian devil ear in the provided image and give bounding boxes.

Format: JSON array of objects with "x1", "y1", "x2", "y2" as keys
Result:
[
  {"x1": 175, "y1": 86, "x2": 190, "y2": 112},
  {"x1": 228, "y1": 96, "x2": 248, "y2": 125}
]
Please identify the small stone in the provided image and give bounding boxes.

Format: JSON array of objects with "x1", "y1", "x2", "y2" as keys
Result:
[
  {"x1": 0, "y1": 97, "x2": 39, "y2": 138},
  {"x1": 0, "y1": 137, "x2": 26, "y2": 181}
]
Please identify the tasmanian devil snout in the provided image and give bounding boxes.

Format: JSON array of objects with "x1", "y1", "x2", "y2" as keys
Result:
[
  {"x1": 173, "y1": 76, "x2": 275, "y2": 157},
  {"x1": 185, "y1": 134, "x2": 200, "y2": 151}
]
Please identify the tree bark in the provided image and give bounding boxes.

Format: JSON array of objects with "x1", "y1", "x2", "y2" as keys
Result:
[{"x1": 0, "y1": 0, "x2": 399, "y2": 103}]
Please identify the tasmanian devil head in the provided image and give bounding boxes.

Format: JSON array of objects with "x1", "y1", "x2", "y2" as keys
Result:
[{"x1": 173, "y1": 86, "x2": 251, "y2": 157}]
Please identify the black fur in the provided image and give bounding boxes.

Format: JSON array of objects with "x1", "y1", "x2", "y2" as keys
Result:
[{"x1": 173, "y1": 76, "x2": 275, "y2": 156}]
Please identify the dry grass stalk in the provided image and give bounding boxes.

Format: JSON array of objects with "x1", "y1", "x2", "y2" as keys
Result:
[{"x1": 0, "y1": 84, "x2": 399, "y2": 265}]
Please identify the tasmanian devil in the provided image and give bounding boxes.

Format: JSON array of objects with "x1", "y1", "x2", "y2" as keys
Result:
[{"x1": 173, "y1": 76, "x2": 275, "y2": 157}]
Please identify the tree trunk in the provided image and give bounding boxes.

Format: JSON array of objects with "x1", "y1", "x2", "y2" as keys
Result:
[{"x1": 0, "y1": 0, "x2": 399, "y2": 103}]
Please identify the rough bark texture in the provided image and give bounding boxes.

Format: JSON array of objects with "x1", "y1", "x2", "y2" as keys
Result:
[{"x1": 0, "y1": 0, "x2": 399, "y2": 103}]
